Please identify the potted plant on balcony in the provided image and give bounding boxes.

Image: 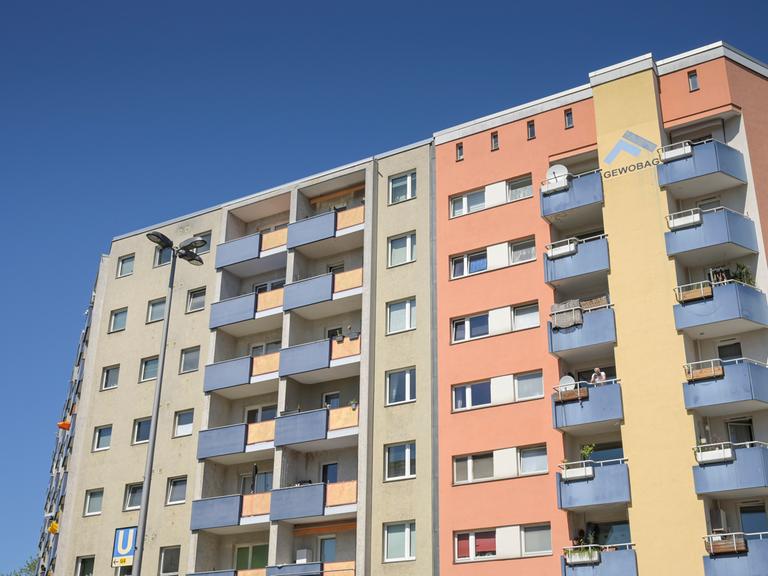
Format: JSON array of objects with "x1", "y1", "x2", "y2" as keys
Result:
[
  {"x1": 564, "y1": 530, "x2": 601, "y2": 565},
  {"x1": 561, "y1": 445, "x2": 596, "y2": 482},
  {"x1": 733, "y1": 263, "x2": 755, "y2": 287}
]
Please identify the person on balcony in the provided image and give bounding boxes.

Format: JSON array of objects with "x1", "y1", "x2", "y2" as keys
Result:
[{"x1": 590, "y1": 367, "x2": 606, "y2": 384}]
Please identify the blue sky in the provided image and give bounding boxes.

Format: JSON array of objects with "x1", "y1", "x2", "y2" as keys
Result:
[{"x1": 0, "y1": 0, "x2": 765, "y2": 569}]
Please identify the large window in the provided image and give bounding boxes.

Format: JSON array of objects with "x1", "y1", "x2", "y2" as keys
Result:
[
  {"x1": 140, "y1": 356, "x2": 159, "y2": 381},
  {"x1": 159, "y1": 546, "x2": 181, "y2": 576},
  {"x1": 386, "y1": 368, "x2": 416, "y2": 405},
  {"x1": 109, "y1": 308, "x2": 128, "y2": 333},
  {"x1": 450, "y1": 189, "x2": 484, "y2": 217},
  {"x1": 93, "y1": 425, "x2": 112, "y2": 451},
  {"x1": 179, "y1": 346, "x2": 200, "y2": 374},
  {"x1": 146, "y1": 298, "x2": 166, "y2": 323},
  {"x1": 507, "y1": 176, "x2": 533, "y2": 202},
  {"x1": 133, "y1": 418, "x2": 151, "y2": 444},
  {"x1": 522, "y1": 524, "x2": 552, "y2": 556},
  {"x1": 84, "y1": 488, "x2": 103, "y2": 516},
  {"x1": 173, "y1": 409, "x2": 194, "y2": 437},
  {"x1": 386, "y1": 442, "x2": 416, "y2": 480},
  {"x1": 456, "y1": 530, "x2": 496, "y2": 560},
  {"x1": 510, "y1": 238, "x2": 536, "y2": 264},
  {"x1": 519, "y1": 445, "x2": 548, "y2": 475},
  {"x1": 515, "y1": 371, "x2": 543, "y2": 400},
  {"x1": 166, "y1": 477, "x2": 187, "y2": 505},
  {"x1": 101, "y1": 365, "x2": 120, "y2": 390},
  {"x1": 387, "y1": 298, "x2": 416, "y2": 334},
  {"x1": 186, "y1": 287, "x2": 206, "y2": 312},
  {"x1": 454, "y1": 453, "x2": 493, "y2": 483},
  {"x1": 124, "y1": 483, "x2": 143, "y2": 511},
  {"x1": 385, "y1": 522, "x2": 416, "y2": 562},
  {"x1": 513, "y1": 303, "x2": 539, "y2": 330},
  {"x1": 451, "y1": 250, "x2": 487, "y2": 278},
  {"x1": 117, "y1": 254, "x2": 135, "y2": 278},
  {"x1": 389, "y1": 172, "x2": 417, "y2": 204},
  {"x1": 388, "y1": 232, "x2": 416, "y2": 267},
  {"x1": 452, "y1": 313, "x2": 489, "y2": 342},
  {"x1": 453, "y1": 381, "x2": 491, "y2": 410}
]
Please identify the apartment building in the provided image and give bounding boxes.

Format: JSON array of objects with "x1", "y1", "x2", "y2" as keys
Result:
[{"x1": 38, "y1": 41, "x2": 768, "y2": 576}]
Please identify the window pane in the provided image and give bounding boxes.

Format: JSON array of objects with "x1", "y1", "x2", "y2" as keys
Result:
[
  {"x1": 161, "y1": 547, "x2": 180, "y2": 574},
  {"x1": 451, "y1": 197, "x2": 464, "y2": 217},
  {"x1": 111, "y1": 310, "x2": 127, "y2": 331},
  {"x1": 407, "y1": 368, "x2": 416, "y2": 400},
  {"x1": 472, "y1": 453, "x2": 494, "y2": 479},
  {"x1": 454, "y1": 457, "x2": 468, "y2": 482},
  {"x1": 516, "y1": 372, "x2": 543, "y2": 400},
  {"x1": 95, "y1": 426, "x2": 111, "y2": 450},
  {"x1": 235, "y1": 548, "x2": 250, "y2": 570},
  {"x1": 469, "y1": 315, "x2": 489, "y2": 338},
  {"x1": 508, "y1": 177, "x2": 533, "y2": 201},
  {"x1": 156, "y1": 246, "x2": 172, "y2": 265},
  {"x1": 456, "y1": 533, "x2": 470, "y2": 558},
  {"x1": 386, "y1": 524, "x2": 406, "y2": 560},
  {"x1": 175, "y1": 410, "x2": 193, "y2": 436},
  {"x1": 142, "y1": 358, "x2": 158, "y2": 380},
  {"x1": 168, "y1": 478, "x2": 186, "y2": 503},
  {"x1": 181, "y1": 348, "x2": 200, "y2": 373},
  {"x1": 389, "y1": 236, "x2": 408, "y2": 266},
  {"x1": 261, "y1": 405, "x2": 278, "y2": 420},
  {"x1": 148, "y1": 300, "x2": 165, "y2": 322},
  {"x1": 135, "y1": 419, "x2": 151, "y2": 443},
  {"x1": 512, "y1": 239, "x2": 536, "y2": 263},
  {"x1": 86, "y1": 490, "x2": 103, "y2": 514},
  {"x1": 520, "y1": 446, "x2": 548, "y2": 474},
  {"x1": 523, "y1": 525, "x2": 551, "y2": 554},
  {"x1": 470, "y1": 381, "x2": 491, "y2": 406},
  {"x1": 188, "y1": 289, "x2": 206, "y2": 311},
  {"x1": 452, "y1": 257, "x2": 465, "y2": 278},
  {"x1": 103, "y1": 366, "x2": 119, "y2": 389},
  {"x1": 254, "y1": 472, "x2": 273, "y2": 493},
  {"x1": 390, "y1": 175, "x2": 408, "y2": 203},
  {"x1": 387, "y1": 445, "x2": 407, "y2": 478},
  {"x1": 388, "y1": 370, "x2": 406, "y2": 403},
  {"x1": 468, "y1": 252, "x2": 487, "y2": 274},
  {"x1": 409, "y1": 443, "x2": 416, "y2": 476},
  {"x1": 409, "y1": 523, "x2": 416, "y2": 558},
  {"x1": 320, "y1": 538, "x2": 336, "y2": 562},
  {"x1": 409, "y1": 299, "x2": 416, "y2": 328},
  {"x1": 77, "y1": 558, "x2": 95, "y2": 576},
  {"x1": 388, "y1": 301, "x2": 407, "y2": 332},
  {"x1": 127, "y1": 485, "x2": 142, "y2": 508},
  {"x1": 409, "y1": 173, "x2": 416, "y2": 198},
  {"x1": 119, "y1": 256, "x2": 134, "y2": 276},
  {"x1": 196, "y1": 232, "x2": 211, "y2": 254},
  {"x1": 453, "y1": 385, "x2": 468, "y2": 409},
  {"x1": 467, "y1": 190, "x2": 485, "y2": 212},
  {"x1": 514, "y1": 304, "x2": 539, "y2": 330},
  {"x1": 474, "y1": 531, "x2": 496, "y2": 556},
  {"x1": 453, "y1": 320, "x2": 466, "y2": 341}
]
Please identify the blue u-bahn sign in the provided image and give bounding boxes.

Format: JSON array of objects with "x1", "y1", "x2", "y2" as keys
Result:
[{"x1": 112, "y1": 526, "x2": 137, "y2": 567}]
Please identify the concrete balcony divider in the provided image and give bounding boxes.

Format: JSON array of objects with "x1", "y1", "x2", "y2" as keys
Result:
[
  {"x1": 552, "y1": 379, "x2": 623, "y2": 432},
  {"x1": 283, "y1": 274, "x2": 334, "y2": 311},
  {"x1": 204, "y1": 356, "x2": 253, "y2": 394},
  {"x1": 557, "y1": 460, "x2": 631, "y2": 510},
  {"x1": 545, "y1": 236, "x2": 610, "y2": 285},
  {"x1": 561, "y1": 546, "x2": 638, "y2": 576},
  {"x1": 210, "y1": 293, "x2": 257, "y2": 330},
  {"x1": 191, "y1": 495, "x2": 243, "y2": 531},
  {"x1": 673, "y1": 282, "x2": 768, "y2": 335},
  {"x1": 269, "y1": 483, "x2": 325, "y2": 521},
  {"x1": 684, "y1": 359, "x2": 768, "y2": 413},
  {"x1": 287, "y1": 212, "x2": 337, "y2": 249},
  {"x1": 216, "y1": 233, "x2": 262, "y2": 269},
  {"x1": 275, "y1": 409, "x2": 329, "y2": 447},
  {"x1": 541, "y1": 170, "x2": 604, "y2": 220},
  {"x1": 197, "y1": 424, "x2": 247, "y2": 460},
  {"x1": 693, "y1": 443, "x2": 768, "y2": 495},
  {"x1": 703, "y1": 534, "x2": 768, "y2": 576},
  {"x1": 657, "y1": 140, "x2": 747, "y2": 198}
]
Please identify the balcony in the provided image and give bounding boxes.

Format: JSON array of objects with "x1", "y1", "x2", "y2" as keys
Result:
[
  {"x1": 541, "y1": 170, "x2": 604, "y2": 229},
  {"x1": 703, "y1": 533, "x2": 768, "y2": 576},
  {"x1": 683, "y1": 359, "x2": 768, "y2": 416},
  {"x1": 190, "y1": 493, "x2": 271, "y2": 533},
  {"x1": 197, "y1": 420, "x2": 276, "y2": 464},
  {"x1": 216, "y1": 230, "x2": 288, "y2": 277},
  {"x1": 267, "y1": 562, "x2": 355, "y2": 576},
  {"x1": 279, "y1": 337, "x2": 361, "y2": 384},
  {"x1": 693, "y1": 442, "x2": 768, "y2": 497},
  {"x1": 657, "y1": 140, "x2": 747, "y2": 199},
  {"x1": 665, "y1": 208, "x2": 758, "y2": 267},
  {"x1": 673, "y1": 281, "x2": 768, "y2": 339},
  {"x1": 548, "y1": 306, "x2": 617, "y2": 363},
  {"x1": 552, "y1": 379, "x2": 623, "y2": 435},
  {"x1": 270, "y1": 481, "x2": 357, "y2": 523},
  {"x1": 275, "y1": 406, "x2": 359, "y2": 449},
  {"x1": 557, "y1": 459, "x2": 631, "y2": 511},
  {"x1": 283, "y1": 269, "x2": 363, "y2": 319},
  {"x1": 204, "y1": 354, "x2": 280, "y2": 399},
  {"x1": 561, "y1": 545, "x2": 637, "y2": 576},
  {"x1": 209, "y1": 290, "x2": 283, "y2": 336},
  {"x1": 545, "y1": 235, "x2": 610, "y2": 293},
  {"x1": 287, "y1": 207, "x2": 365, "y2": 258}
]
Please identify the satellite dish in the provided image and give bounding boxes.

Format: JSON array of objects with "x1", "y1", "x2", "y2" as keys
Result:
[
  {"x1": 546, "y1": 164, "x2": 570, "y2": 187},
  {"x1": 559, "y1": 374, "x2": 576, "y2": 390}
]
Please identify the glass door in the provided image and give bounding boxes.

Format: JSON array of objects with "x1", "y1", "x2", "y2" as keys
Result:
[{"x1": 740, "y1": 505, "x2": 768, "y2": 540}]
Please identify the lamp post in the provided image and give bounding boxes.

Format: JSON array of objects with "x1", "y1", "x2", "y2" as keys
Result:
[{"x1": 132, "y1": 231, "x2": 205, "y2": 576}]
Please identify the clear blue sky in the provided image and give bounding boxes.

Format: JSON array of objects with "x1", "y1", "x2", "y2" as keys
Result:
[{"x1": 0, "y1": 0, "x2": 765, "y2": 569}]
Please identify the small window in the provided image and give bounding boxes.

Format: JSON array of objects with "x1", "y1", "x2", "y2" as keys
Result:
[
  {"x1": 174, "y1": 410, "x2": 194, "y2": 437},
  {"x1": 147, "y1": 298, "x2": 166, "y2": 323},
  {"x1": 93, "y1": 425, "x2": 112, "y2": 451},
  {"x1": 510, "y1": 238, "x2": 536, "y2": 264},
  {"x1": 186, "y1": 288, "x2": 206, "y2": 312},
  {"x1": 515, "y1": 371, "x2": 543, "y2": 400},
  {"x1": 75, "y1": 557, "x2": 95, "y2": 576},
  {"x1": 522, "y1": 524, "x2": 552, "y2": 556},
  {"x1": 180, "y1": 346, "x2": 200, "y2": 374},
  {"x1": 456, "y1": 529, "x2": 496, "y2": 560},
  {"x1": 388, "y1": 232, "x2": 417, "y2": 267},
  {"x1": 688, "y1": 70, "x2": 700, "y2": 92},
  {"x1": 527, "y1": 120, "x2": 536, "y2": 140},
  {"x1": 453, "y1": 381, "x2": 491, "y2": 410},
  {"x1": 140, "y1": 357, "x2": 159, "y2": 381},
  {"x1": 513, "y1": 303, "x2": 539, "y2": 330},
  {"x1": 101, "y1": 365, "x2": 120, "y2": 390},
  {"x1": 84, "y1": 489, "x2": 103, "y2": 516},
  {"x1": 124, "y1": 483, "x2": 143, "y2": 511},
  {"x1": 133, "y1": 418, "x2": 151, "y2": 444},
  {"x1": 385, "y1": 522, "x2": 416, "y2": 562},
  {"x1": 154, "y1": 245, "x2": 172, "y2": 267},
  {"x1": 109, "y1": 308, "x2": 128, "y2": 333},
  {"x1": 387, "y1": 298, "x2": 416, "y2": 334},
  {"x1": 456, "y1": 142, "x2": 464, "y2": 161},
  {"x1": 506, "y1": 176, "x2": 533, "y2": 202},
  {"x1": 166, "y1": 477, "x2": 187, "y2": 505},
  {"x1": 564, "y1": 108, "x2": 574, "y2": 129},
  {"x1": 389, "y1": 172, "x2": 417, "y2": 204},
  {"x1": 194, "y1": 231, "x2": 211, "y2": 254},
  {"x1": 451, "y1": 250, "x2": 487, "y2": 279},
  {"x1": 450, "y1": 189, "x2": 485, "y2": 218},
  {"x1": 159, "y1": 546, "x2": 181, "y2": 576},
  {"x1": 386, "y1": 442, "x2": 416, "y2": 480},
  {"x1": 490, "y1": 131, "x2": 499, "y2": 151},
  {"x1": 452, "y1": 313, "x2": 490, "y2": 343},
  {"x1": 386, "y1": 368, "x2": 416, "y2": 405},
  {"x1": 117, "y1": 254, "x2": 135, "y2": 278},
  {"x1": 519, "y1": 445, "x2": 548, "y2": 475},
  {"x1": 454, "y1": 452, "x2": 493, "y2": 483},
  {"x1": 323, "y1": 391, "x2": 341, "y2": 409}
]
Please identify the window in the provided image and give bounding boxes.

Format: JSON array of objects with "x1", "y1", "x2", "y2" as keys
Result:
[
  {"x1": 321, "y1": 462, "x2": 339, "y2": 484},
  {"x1": 140, "y1": 356, "x2": 159, "y2": 381},
  {"x1": 507, "y1": 176, "x2": 534, "y2": 202},
  {"x1": 322, "y1": 392, "x2": 341, "y2": 409},
  {"x1": 564, "y1": 108, "x2": 574, "y2": 129},
  {"x1": 251, "y1": 341, "x2": 281, "y2": 356},
  {"x1": 146, "y1": 298, "x2": 166, "y2": 323},
  {"x1": 510, "y1": 238, "x2": 536, "y2": 264},
  {"x1": 387, "y1": 298, "x2": 416, "y2": 334},
  {"x1": 453, "y1": 381, "x2": 491, "y2": 410},
  {"x1": 454, "y1": 453, "x2": 493, "y2": 483},
  {"x1": 456, "y1": 142, "x2": 464, "y2": 161},
  {"x1": 388, "y1": 232, "x2": 416, "y2": 267},
  {"x1": 513, "y1": 303, "x2": 539, "y2": 330},
  {"x1": 84, "y1": 488, "x2": 103, "y2": 516},
  {"x1": 174, "y1": 410, "x2": 194, "y2": 437},
  {"x1": 93, "y1": 425, "x2": 112, "y2": 451},
  {"x1": 451, "y1": 250, "x2": 487, "y2": 278},
  {"x1": 515, "y1": 371, "x2": 543, "y2": 400},
  {"x1": 246, "y1": 405, "x2": 278, "y2": 424},
  {"x1": 166, "y1": 477, "x2": 187, "y2": 505},
  {"x1": 452, "y1": 313, "x2": 489, "y2": 342},
  {"x1": 386, "y1": 368, "x2": 416, "y2": 405},
  {"x1": 522, "y1": 524, "x2": 551, "y2": 556},
  {"x1": 389, "y1": 172, "x2": 417, "y2": 204},
  {"x1": 194, "y1": 231, "x2": 212, "y2": 254},
  {"x1": 236, "y1": 544, "x2": 268, "y2": 570},
  {"x1": 386, "y1": 442, "x2": 416, "y2": 480},
  {"x1": 109, "y1": 308, "x2": 127, "y2": 333},
  {"x1": 490, "y1": 131, "x2": 499, "y2": 151},
  {"x1": 527, "y1": 120, "x2": 536, "y2": 140},
  {"x1": 154, "y1": 245, "x2": 172, "y2": 267},
  {"x1": 456, "y1": 530, "x2": 496, "y2": 560},
  {"x1": 75, "y1": 557, "x2": 95, "y2": 576},
  {"x1": 117, "y1": 254, "x2": 134, "y2": 278},
  {"x1": 319, "y1": 536, "x2": 336, "y2": 562},
  {"x1": 240, "y1": 471, "x2": 274, "y2": 494},
  {"x1": 450, "y1": 189, "x2": 485, "y2": 217},
  {"x1": 116, "y1": 567, "x2": 132, "y2": 576},
  {"x1": 519, "y1": 446, "x2": 548, "y2": 475},
  {"x1": 133, "y1": 418, "x2": 151, "y2": 444},
  {"x1": 124, "y1": 483, "x2": 143, "y2": 510},
  {"x1": 102, "y1": 365, "x2": 120, "y2": 390},
  {"x1": 385, "y1": 522, "x2": 416, "y2": 561},
  {"x1": 186, "y1": 287, "x2": 206, "y2": 312},
  {"x1": 159, "y1": 546, "x2": 181, "y2": 576},
  {"x1": 180, "y1": 346, "x2": 200, "y2": 373},
  {"x1": 688, "y1": 70, "x2": 700, "y2": 92}
]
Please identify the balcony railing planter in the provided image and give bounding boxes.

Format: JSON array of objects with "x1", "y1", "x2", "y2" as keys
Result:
[
  {"x1": 559, "y1": 460, "x2": 596, "y2": 481},
  {"x1": 694, "y1": 442, "x2": 736, "y2": 464},
  {"x1": 675, "y1": 281, "x2": 714, "y2": 303},
  {"x1": 685, "y1": 359, "x2": 724, "y2": 382},
  {"x1": 666, "y1": 207, "x2": 704, "y2": 230},
  {"x1": 705, "y1": 532, "x2": 749, "y2": 555},
  {"x1": 563, "y1": 545, "x2": 602, "y2": 565},
  {"x1": 659, "y1": 141, "x2": 693, "y2": 163},
  {"x1": 553, "y1": 381, "x2": 595, "y2": 403}
]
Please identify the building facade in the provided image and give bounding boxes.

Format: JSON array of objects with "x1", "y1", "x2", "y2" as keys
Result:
[{"x1": 38, "y1": 42, "x2": 768, "y2": 576}]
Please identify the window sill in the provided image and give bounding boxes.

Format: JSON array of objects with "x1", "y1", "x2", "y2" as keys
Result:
[
  {"x1": 100, "y1": 386, "x2": 118, "y2": 392},
  {"x1": 179, "y1": 368, "x2": 200, "y2": 375},
  {"x1": 165, "y1": 501, "x2": 185, "y2": 507},
  {"x1": 385, "y1": 399, "x2": 416, "y2": 408},
  {"x1": 383, "y1": 557, "x2": 416, "y2": 564},
  {"x1": 108, "y1": 328, "x2": 126, "y2": 334},
  {"x1": 386, "y1": 327, "x2": 417, "y2": 337},
  {"x1": 83, "y1": 512, "x2": 101, "y2": 517},
  {"x1": 384, "y1": 475, "x2": 417, "y2": 483},
  {"x1": 185, "y1": 307, "x2": 205, "y2": 315},
  {"x1": 387, "y1": 196, "x2": 417, "y2": 207},
  {"x1": 387, "y1": 259, "x2": 416, "y2": 270},
  {"x1": 450, "y1": 326, "x2": 543, "y2": 347},
  {"x1": 92, "y1": 447, "x2": 110, "y2": 453}
]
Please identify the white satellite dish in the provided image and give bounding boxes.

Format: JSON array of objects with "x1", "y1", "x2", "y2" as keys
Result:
[
  {"x1": 559, "y1": 374, "x2": 576, "y2": 390},
  {"x1": 546, "y1": 164, "x2": 570, "y2": 187}
]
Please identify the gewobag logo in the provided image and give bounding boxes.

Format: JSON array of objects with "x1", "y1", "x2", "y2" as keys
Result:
[{"x1": 602, "y1": 130, "x2": 660, "y2": 179}]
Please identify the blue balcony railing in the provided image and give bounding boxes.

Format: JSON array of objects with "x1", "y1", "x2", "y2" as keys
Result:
[
  {"x1": 541, "y1": 170, "x2": 604, "y2": 220},
  {"x1": 693, "y1": 442, "x2": 768, "y2": 495},
  {"x1": 269, "y1": 483, "x2": 325, "y2": 522},
  {"x1": 215, "y1": 233, "x2": 262, "y2": 269},
  {"x1": 209, "y1": 293, "x2": 257, "y2": 329},
  {"x1": 557, "y1": 459, "x2": 631, "y2": 510},
  {"x1": 665, "y1": 208, "x2": 757, "y2": 260},
  {"x1": 683, "y1": 358, "x2": 768, "y2": 413},
  {"x1": 703, "y1": 533, "x2": 768, "y2": 576},
  {"x1": 561, "y1": 545, "x2": 637, "y2": 576},
  {"x1": 283, "y1": 274, "x2": 334, "y2": 311},
  {"x1": 658, "y1": 140, "x2": 747, "y2": 197},
  {"x1": 287, "y1": 212, "x2": 337, "y2": 249},
  {"x1": 190, "y1": 495, "x2": 242, "y2": 531},
  {"x1": 548, "y1": 306, "x2": 617, "y2": 357},
  {"x1": 673, "y1": 281, "x2": 768, "y2": 335},
  {"x1": 552, "y1": 379, "x2": 623, "y2": 432},
  {"x1": 545, "y1": 235, "x2": 610, "y2": 285}
]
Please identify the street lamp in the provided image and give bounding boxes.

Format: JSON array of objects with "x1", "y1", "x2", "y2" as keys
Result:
[{"x1": 132, "y1": 231, "x2": 206, "y2": 576}]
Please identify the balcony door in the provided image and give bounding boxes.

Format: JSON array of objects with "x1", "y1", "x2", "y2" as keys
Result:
[
  {"x1": 717, "y1": 341, "x2": 743, "y2": 361},
  {"x1": 235, "y1": 544, "x2": 268, "y2": 570},
  {"x1": 318, "y1": 535, "x2": 337, "y2": 562},
  {"x1": 740, "y1": 504, "x2": 768, "y2": 540}
]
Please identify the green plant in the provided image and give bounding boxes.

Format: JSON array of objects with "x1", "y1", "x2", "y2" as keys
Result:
[
  {"x1": 580, "y1": 443, "x2": 595, "y2": 461},
  {"x1": 733, "y1": 263, "x2": 755, "y2": 286}
]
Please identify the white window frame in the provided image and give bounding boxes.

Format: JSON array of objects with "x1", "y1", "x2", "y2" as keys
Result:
[
  {"x1": 521, "y1": 524, "x2": 552, "y2": 556},
  {"x1": 75, "y1": 556, "x2": 95, "y2": 576},
  {"x1": 132, "y1": 417, "x2": 151, "y2": 445},
  {"x1": 146, "y1": 298, "x2": 166, "y2": 324},
  {"x1": 506, "y1": 175, "x2": 534, "y2": 202},
  {"x1": 173, "y1": 409, "x2": 194, "y2": 437},
  {"x1": 124, "y1": 483, "x2": 143, "y2": 511},
  {"x1": 186, "y1": 287, "x2": 206, "y2": 313},
  {"x1": 452, "y1": 380, "x2": 492, "y2": 411},
  {"x1": 84, "y1": 488, "x2": 103, "y2": 516},
  {"x1": 388, "y1": 171, "x2": 417, "y2": 204},
  {"x1": 450, "y1": 250, "x2": 488, "y2": 279},
  {"x1": 385, "y1": 442, "x2": 416, "y2": 481},
  {"x1": 564, "y1": 108, "x2": 574, "y2": 129},
  {"x1": 509, "y1": 238, "x2": 536, "y2": 265},
  {"x1": 688, "y1": 70, "x2": 700, "y2": 92},
  {"x1": 384, "y1": 521, "x2": 416, "y2": 562},
  {"x1": 490, "y1": 131, "x2": 499, "y2": 151},
  {"x1": 514, "y1": 371, "x2": 544, "y2": 401},
  {"x1": 179, "y1": 346, "x2": 200, "y2": 374},
  {"x1": 453, "y1": 452, "x2": 494, "y2": 484},
  {"x1": 244, "y1": 403, "x2": 278, "y2": 424},
  {"x1": 456, "y1": 142, "x2": 464, "y2": 161},
  {"x1": 93, "y1": 425, "x2": 112, "y2": 452},
  {"x1": 385, "y1": 367, "x2": 416, "y2": 406},
  {"x1": 455, "y1": 529, "x2": 497, "y2": 561},
  {"x1": 109, "y1": 308, "x2": 128, "y2": 333},
  {"x1": 159, "y1": 546, "x2": 181, "y2": 576},
  {"x1": 518, "y1": 445, "x2": 548, "y2": 476},
  {"x1": 322, "y1": 391, "x2": 341, "y2": 409},
  {"x1": 451, "y1": 313, "x2": 490, "y2": 343},
  {"x1": 101, "y1": 365, "x2": 120, "y2": 390},
  {"x1": 527, "y1": 120, "x2": 536, "y2": 140},
  {"x1": 154, "y1": 245, "x2": 172, "y2": 267},
  {"x1": 450, "y1": 189, "x2": 485, "y2": 218},
  {"x1": 139, "y1": 356, "x2": 159, "y2": 382},
  {"x1": 166, "y1": 476, "x2": 187, "y2": 506},
  {"x1": 387, "y1": 298, "x2": 416, "y2": 334},
  {"x1": 318, "y1": 535, "x2": 337, "y2": 563},
  {"x1": 512, "y1": 303, "x2": 540, "y2": 331},
  {"x1": 117, "y1": 254, "x2": 135, "y2": 278},
  {"x1": 388, "y1": 232, "x2": 417, "y2": 267},
  {"x1": 194, "y1": 231, "x2": 212, "y2": 254}
]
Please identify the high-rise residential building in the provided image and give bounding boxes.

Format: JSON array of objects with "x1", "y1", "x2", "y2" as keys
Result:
[{"x1": 37, "y1": 41, "x2": 768, "y2": 576}]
